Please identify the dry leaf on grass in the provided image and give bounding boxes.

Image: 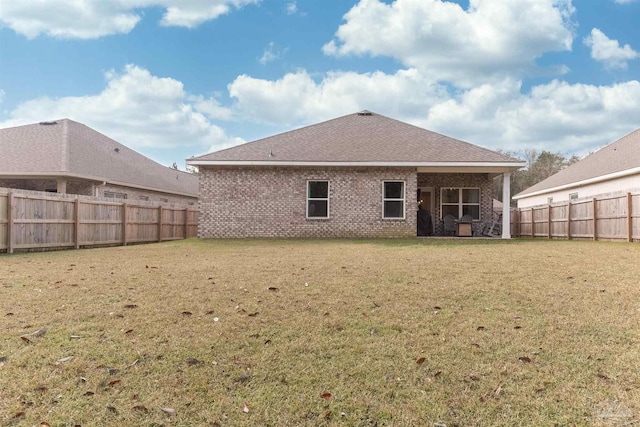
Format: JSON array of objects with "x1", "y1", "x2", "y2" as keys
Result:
[
  {"x1": 235, "y1": 372, "x2": 251, "y2": 382},
  {"x1": 416, "y1": 357, "x2": 426, "y2": 365},
  {"x1": 518, "y1": 356, "x2": 532, "y2": 363},
  {"x1": 321, "y1": 392, "x2": 332, "y2": 401},
  {"x1": 57, "y1": 356, "x2": 74, "y2": 364},
  {"x1": 243, "y1": 402, "x2": 250, "y2": 413},
  {"x1": 161, "y1": 407, "x2": 177, "y2": 416},
  {"x1": 19, "y1": 328, "x2": 47, "y2": 342}
]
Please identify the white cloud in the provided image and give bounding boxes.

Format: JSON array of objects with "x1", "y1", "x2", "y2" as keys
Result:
[
  {"x1": 613, "y1": 0, "x2": 637, "y2": 3},
  {"x1": 0, "y1": 0, "x2": 260, "y2": 39},
  {"x1": 0, "y1": 65, "x2": 242, "y2": 154},
  {"x1": 286, "y1": 2, "x2": 298, "y2": 15},
  {"x1": 323, "y1": 0, "x2": 575, "y2": 86},
  {"x1": 228, "y1": 68, "x2": 449, "y2": 126},
  {"x1": 0, "y1": 89, "x2": 5, "y2": 105},
  {"x1": 425, "y1": 79, "x2": 640, "y2": 154},
  {"x1": 583, "y1": 28, "x2": 639, "y2": 70},
  {"x1": 259, "y1": 42, "x2": 284, "y2": 64},
  {"x1": 227, "y1": 66, "x2": 640, "y2": 155}
]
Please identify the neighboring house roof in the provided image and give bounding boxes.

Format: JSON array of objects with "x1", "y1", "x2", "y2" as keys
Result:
[
  {"x1": 188, "y1": 111, "x2": 524, "y2": 170},
  {"x1": 0, "y1": 119, "x2": 198, "y2": 197},
  {"x1": 514, "y1": 127, "x2": 640, "y2": 199}
]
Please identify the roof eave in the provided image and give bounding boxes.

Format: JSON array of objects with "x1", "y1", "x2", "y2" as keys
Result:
[
  {"x1": 0, "y1": 172, "x2": 198, "y2": 198},
  {"x1": 187, "y1": 160, "x2": 526, "y2": 170},
  {"x1": 513, "y1": 166, "x2": 640, "y2": 200}
]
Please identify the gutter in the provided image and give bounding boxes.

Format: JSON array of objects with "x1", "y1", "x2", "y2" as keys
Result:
[
  {"x1": 186, "y1": 160, "x2": 527, "y2": 169},
  {"x1": 513, "y1": 166, "x2": 640, "y2": 200}
]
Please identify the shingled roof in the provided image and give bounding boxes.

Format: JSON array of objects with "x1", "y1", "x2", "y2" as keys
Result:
[
  {"x1": 0, "y1": 119, "x2": 198, "y2": 197},
  {"x1": 189, "y1": 111, "x2": 523, "y2": 167},
  {"x1": 515, "y1": 127, "x2": 640, "y2": 198}
]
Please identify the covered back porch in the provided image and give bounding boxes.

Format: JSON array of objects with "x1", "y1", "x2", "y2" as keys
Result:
[{"x1": 414, "y1": 167, "x2": 514, "y2": 238}]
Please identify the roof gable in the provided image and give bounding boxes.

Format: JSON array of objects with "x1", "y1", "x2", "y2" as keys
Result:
[
  {"x1": 191, "y1": 111, "x2": 521, "y2": 165},
  {"x1": 515, "y1": 127, "x2": 640, "y2": 198}
]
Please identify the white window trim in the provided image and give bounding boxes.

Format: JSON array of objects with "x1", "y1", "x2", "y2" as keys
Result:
[
  {"x1": 306, "y1": 180, "x2": 330, "y2": 219},
  {"x1": 382, "y1": 180, "x2": 406, "y2": 220},
  {"x1": 440, "y1": 187, "x2": 481, "y2": 220}
]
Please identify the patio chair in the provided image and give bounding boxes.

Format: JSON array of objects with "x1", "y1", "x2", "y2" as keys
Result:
[{"x1": 443, "y1": 214, "x2": 456, "y2": 236}]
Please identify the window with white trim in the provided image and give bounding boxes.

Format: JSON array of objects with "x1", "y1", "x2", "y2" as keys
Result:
[
  {"x1": 441, "y1": 188, "x2": 480, "y2": 220},
  {"x1": 383, "y1": 181, "x2": 405, "y2": 219},
  {"x1": 104, "y1": 191, "x2": 127, "y2": 199},
  {"x1": 307, "y1": 180, "x2": 329, "y2": 218}
]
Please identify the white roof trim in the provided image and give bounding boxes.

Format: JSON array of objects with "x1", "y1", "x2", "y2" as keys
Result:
[
  {"x1": 187, "y1": 160, "x2": 526, "y2": 169},
  {"x1": 513, "y1": 166, "x2": 640, "y2": 200}
]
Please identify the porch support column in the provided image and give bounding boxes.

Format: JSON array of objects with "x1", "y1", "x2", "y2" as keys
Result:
[
  {"x1": 56, "y1": 178, "x2": 67, "y2": 194},
  {"x1": 502, "y1": 172, "x2": 512, "y2": 239}
]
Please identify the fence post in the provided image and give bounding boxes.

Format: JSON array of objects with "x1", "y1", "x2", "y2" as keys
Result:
[
  {"x1": 628, "y1": 192, "x2": 633, "y2": 242},
  {"x1": 592, "y1": 198, "x2": 597, "y2": 241},
  {"x1": 567, "y1": 201, "x2": 572, "y2": 240},
  {"x1": 122, "y1": 203, "x2": 128, "y2": 246},
  {"x1": 74, "y1": 197, "x2": 80, "y2": 249},
  {"x1": 184, "y1": 208, "x2": 189, "y2": 239},
  {"x1": 7, "y1": 192, "x2": 14, "y2": 254},
  {"x1": 158, "y1": 206, "x2": 163, "y2": 242},
  {"x1": 530, "y1": 208, "x2": 535, "y2": 238},
  {"x1": 547, "y1": 204, "x2": 552, "y2": 239}
]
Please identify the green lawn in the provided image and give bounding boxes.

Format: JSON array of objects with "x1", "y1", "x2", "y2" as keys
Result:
[{"x1": 1, "y1": 239, "x2": 639, "y2": 426}]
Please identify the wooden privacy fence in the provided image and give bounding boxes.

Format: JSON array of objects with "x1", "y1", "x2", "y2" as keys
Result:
[
  {"x1": 512, "y1": 192, "x2": 640, "y2": 242},
  {"x1": 0, "y1": 189, "x2": 198, "y2": 254}
]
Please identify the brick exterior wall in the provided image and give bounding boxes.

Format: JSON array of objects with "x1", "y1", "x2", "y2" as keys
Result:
[
  {"x1": 0, "y1": 178, "x2": 196, "y2": 205},
  {"x1": 417, "y1": 173, "x2": 494, "y2": 235},
  {"x1": 96, "y1": 184, "x2": 196, "y2": 205},
  {"x1": 198, "y1": 167, "x2": 417, "y2": 238}
]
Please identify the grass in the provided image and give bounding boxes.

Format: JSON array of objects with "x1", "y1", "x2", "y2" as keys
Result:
[{"x1": 1, "y1": 238, "x2": 639, "y2": 426}]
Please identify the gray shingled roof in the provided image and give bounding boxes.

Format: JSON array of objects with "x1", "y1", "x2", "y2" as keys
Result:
[
  {"x1": 515, "y1": 127, "x2": 640, "y2": 198},
  {"x1": 190, "y1": 111, "x2": 523, "y2": 164},
  {"x1": 0, "y1": 119, "x2": 198, "y2": 197}
]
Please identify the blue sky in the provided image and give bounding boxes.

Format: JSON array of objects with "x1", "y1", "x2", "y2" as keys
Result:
[{"x1": 1, "y1": 0, "x2": 639, "y2": 169}]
